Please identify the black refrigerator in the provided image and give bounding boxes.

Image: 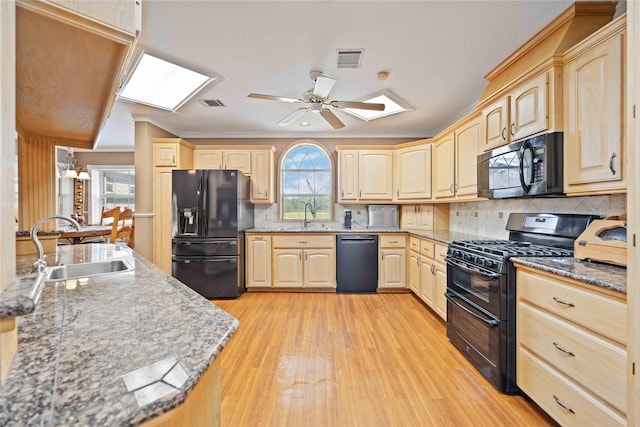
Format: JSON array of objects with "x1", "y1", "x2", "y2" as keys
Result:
[{"x1": 171, "y1": 169, "x2": 254, "y2": 298}]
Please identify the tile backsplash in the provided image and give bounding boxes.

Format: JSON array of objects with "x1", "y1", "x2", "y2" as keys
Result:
[
  {"x1": 449, "y1": 194, "x2": 627, "y2": 239},
  {"x1": 254, "y1": 204, "x2": 370, "y2": 229}
]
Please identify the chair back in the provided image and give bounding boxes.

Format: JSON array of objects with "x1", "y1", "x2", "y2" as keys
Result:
[
  {"x1": 100, "y1": 207, "x2": 120, "y2": 226},
  {"x1": 110, "y1": 208, "x2": 134, "y2": 247}
]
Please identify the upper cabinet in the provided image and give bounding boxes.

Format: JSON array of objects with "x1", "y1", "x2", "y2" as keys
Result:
[
  {"x1": 193, "y1": 148, "x2": 251, "y2": 174},
  {"x1": 481, "y1": 72, "x2": 549, "y2": 152},
  {"x1": 563, "y1": 15, "x2": 626, "y2": 196},
  {"x1": 16, "y1": 0, "x2": 140, "y2": 149},
  {"x1": 251, "y1": 147, "x2": 275, "y2": 204},
  {"x1": 433, "y1": 114, "x2": 482, "y2": 200},
  {"x1": 337, "y1": 148, "x2": 394, "y2": 203},
  {"x1": 394, "y1": 141, "x2": 432, "y2": 201}
]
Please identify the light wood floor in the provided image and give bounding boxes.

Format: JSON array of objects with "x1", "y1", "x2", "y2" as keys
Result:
[{"x1": 215, "y1": 292, "x2": 557, "y2": 427}]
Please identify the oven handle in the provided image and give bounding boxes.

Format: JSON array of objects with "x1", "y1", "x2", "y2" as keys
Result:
[
  {"x1": 446, "y1": 291, "x2": 500, "y2": 327},
  {"x1": 445, "y1": 257, "x2": 501, "y2": 280}
]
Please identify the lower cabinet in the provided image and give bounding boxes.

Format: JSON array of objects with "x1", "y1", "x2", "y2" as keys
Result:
[
  {"x1": 378, "y1": 235, "x2": 407, "y2": 289},
  {"x1": 409, "y1": 236, "x2": 447, "y2": 321},
  {"x1": 272, "y1": 235, "x2": 335, "y2": 289},
  {"x1": 516, "y1": 266, "x2": 627, "y2": 426},
  {"x1": 246, "y1": 235, "x2": 272, "y2": 287}
]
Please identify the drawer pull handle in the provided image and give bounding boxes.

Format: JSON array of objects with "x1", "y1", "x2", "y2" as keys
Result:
[
  {"x1": 553, "y1": 395, "x2": 575, "y2": 414},
  {"x1": 299, "y1": 241, "x2": 308, "y2": 244},
  {"x1": 552, "y1": 297, "x2": 575, "y2": 307},
  {"x1": 552, "y1": 342, "x2": 575, "y2": 357},
  {"x1": 389, "y1": 240, "x2": 398, "y2": 244},
  {"x1": 501, "y1": 127, "x2": 507, "y2": 141}
]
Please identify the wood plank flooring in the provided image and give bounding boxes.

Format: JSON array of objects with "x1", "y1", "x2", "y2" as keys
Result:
[{"x1": 214, "y1": 292, "x2": 557, "y2": 427}]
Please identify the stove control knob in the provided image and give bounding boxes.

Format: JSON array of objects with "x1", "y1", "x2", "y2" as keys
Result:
[{"x1": 484, "y1": 259, "x2": 492, "y2": 268}]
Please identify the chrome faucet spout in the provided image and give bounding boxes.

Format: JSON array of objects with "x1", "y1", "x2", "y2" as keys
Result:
[
  {"x1": 303, "y1": 202, "x2": 314, "y2": 229},
  {"x1": 31, "y1": 215, "x2": 81, "y2": 273}
]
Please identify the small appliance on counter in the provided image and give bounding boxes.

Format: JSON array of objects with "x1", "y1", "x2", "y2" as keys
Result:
[
  {"x1": 367, "y1": 205, "x2": 399, "y2": 229},
  {"x1": 344, "y1": 209, "x2": 352, "y2": 229},
  {"x1": 574, "y1": 214, "x2": 627, "y2": 267}
]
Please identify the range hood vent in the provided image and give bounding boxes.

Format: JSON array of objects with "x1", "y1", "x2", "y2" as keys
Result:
[
  {"x1": 199, "y1": 99, "x2": 225, "y2": 107},
  {"x1": 337, "y1": 49, "x2": 363, "y2": 68}
]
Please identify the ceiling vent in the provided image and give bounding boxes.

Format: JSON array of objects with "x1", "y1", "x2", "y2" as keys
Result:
[
  {"x1": 337, "y1": 49, "x2": 364, "y2": 68},
  {"x1": 199, "y1": 99, "x2": 225, "y2": 107}
]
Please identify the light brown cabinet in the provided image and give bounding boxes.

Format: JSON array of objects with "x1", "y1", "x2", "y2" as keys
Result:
[
  {"x1": 516, "y1": 267, "x2": 627, "y2": 426},
  {"x1": 481, "y1": 72, "x2": 549, "y2": 152},
  {"x1": 378, "y1": 235, "x2": 406, "y2": 289},
  {"x1": 433, "y1": 114, "x2": 481, "y2": 200},
  {"x1": 246, "y1": 235, "x2": 272, "y2": 288},
  {"x1": 394, "y1": 142, "x2": 432, "y2": 201},
  {"x1": 337, "y1": 148, "x2": 394, "y2": 202},
  {"x1": 250, "y1": 148, "x2": 275, "y2": 203},
  {"x1": 153, "y1": 138, "x2": 194, "y2": 273},
  {"x1": 409, "y1": 236, "x2": 447, "y2": 321},
  {"x1": 400, "y1": 205, "x2": 449, "y2": 231},
  {"x1": 563, "y1": 16, "x2": 626, "y2": 196},
  {"x1": 272, "y1": 235, "x2": 335, "y2": 289},
  {"x1": 193, "y1": 148, "x2": 251, "y2": 174}
]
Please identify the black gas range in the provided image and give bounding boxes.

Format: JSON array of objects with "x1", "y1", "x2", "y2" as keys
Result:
[{"x1": 445, "y1": 213, "x2": 597, "y2": 393}]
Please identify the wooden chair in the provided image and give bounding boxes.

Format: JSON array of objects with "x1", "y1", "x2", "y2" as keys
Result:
[
  {"x1": 80, "y1": 206, "x2": 120, "y2": 244},
  {"x1": 110, "y1": 207, "x2": 134, "y2": 247}
]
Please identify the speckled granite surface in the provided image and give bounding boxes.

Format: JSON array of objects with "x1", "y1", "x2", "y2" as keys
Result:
[
  {"x1": 512, "y1": 257, "x2": 626, "y2": 294},
  {"x1": 0, "y1": 244, "x2": 239, "y2": 426},
  {"x1": 246, "y1": 227, "x2": 491, "y2": 244}
]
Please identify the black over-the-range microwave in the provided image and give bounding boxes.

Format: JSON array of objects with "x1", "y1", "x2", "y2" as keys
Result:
[{"x1": 477, "y1": 132, "x2": 564, "y2": 199}]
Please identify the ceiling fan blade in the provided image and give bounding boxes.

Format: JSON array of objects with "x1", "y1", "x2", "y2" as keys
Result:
[
  {"x1": 247, "y1": 93, "x2": 304, "y2": 103},
  {"x1": 277, "y1": 108, "x2": 308, "y2": 126},
  {"x1": 320, "y1": 109, "x2": 345, "y2": 129},
  {"x1": 330, "y1": 101, "x2": 386, "y2": 111},
  {"x1": 313, "y1": 74, "x2": 336, "y2": 99}
]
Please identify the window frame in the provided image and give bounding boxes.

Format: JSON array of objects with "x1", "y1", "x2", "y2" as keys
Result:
[
  {"x1": 87, "y1": 165, "x2": 135, "y2": 224},
  {"x1": 279, "y1": 141, "x2": 334, "y2": 222}
]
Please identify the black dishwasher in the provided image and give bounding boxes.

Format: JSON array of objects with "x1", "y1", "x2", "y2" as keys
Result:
[{"x1": 336, "y1": 235, "x2": 378, "y2": 292}]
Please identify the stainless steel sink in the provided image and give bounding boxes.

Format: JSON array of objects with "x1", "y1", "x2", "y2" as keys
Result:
[{"x1": 45, "y1": 259, "x2": 133, "y2": 282}]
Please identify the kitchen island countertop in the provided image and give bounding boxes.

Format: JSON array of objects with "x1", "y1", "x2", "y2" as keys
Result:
[
  {"x1": 0, "y1": 244, "x2": 238, "y2": 426},
  {"x1": 512, "y1": 256, "x2": 626, "y2": 294}
]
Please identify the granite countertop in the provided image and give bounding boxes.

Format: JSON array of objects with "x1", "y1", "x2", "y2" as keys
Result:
[
  {"x1": 0, "y1": 244, "x2": 239, "y2": 426},
  {"x1": 512, "y1": 256, "x2": 627, "y2": 294},
  {"x1": 246, "y1": 227, "x2": 491, "y2": 245}
]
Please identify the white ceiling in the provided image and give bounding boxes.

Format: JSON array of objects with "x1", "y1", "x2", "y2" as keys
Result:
[{"x1": 95, "y1": 0, "x2": 575, "y2": 151}]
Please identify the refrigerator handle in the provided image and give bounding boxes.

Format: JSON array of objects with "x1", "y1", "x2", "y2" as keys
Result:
[{"x1": 201, "y1": 171, "x2": 208, "y2": 236}]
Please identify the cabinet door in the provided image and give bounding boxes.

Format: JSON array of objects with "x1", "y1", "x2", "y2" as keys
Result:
[
  {"x1": 409, "y1": 251, "x2": 421, "y2": 295},
  {"x1": 400, "y1": 205, "x2": 418, "y2": 228},
  {"x1": 419, "y1": 205, "x2": 434, "y2": 230},
  {"x1": 193, "y1": 149, "x2": 222, "y2": 169},
  {"x1": 153, "y1": 168, "x2": 173, "y2": 273},
  {"x1": 304, "y1": 249, "x2": 335, "y2": 288},
  {"x1": 251, "y1": 149, "x2": 274, "y2": 203},
  {"x1": 455, "y1": 116, "x2": 481, "y2": 198},
  {"x1": 339, "y1": 150, "x2": 359, "y2": 201},
  {"x1": 273, "y1": 250, "x2": 303, "y2": 287},
  {"x1": 510, "y1": 72, "x2": 548, "y2": 141},
  {"x1": 380, "y1": 249, "x2": 406, "y2": 288},
  {"x1": 434, "y1": 262, "x2": 447, "y2": 320},
  {"x1": 564, "y1": 33, "x2": 623, "y2": 190},
  {"x1": 395, "y1": 144, "x2": 432, "y2": 200},
  {"x1": 223, "y1": 150, "x2": 251, "y2": 174},
  {"x1": 154, "y1": 143, "x2": 178, "y2": 167},
  {"x1": 359, "y1": 150, "x2": 393, "y2": 200},
  {"x1": 246, "y1": 235, "x2": 272, "y2": 287},
  {"x1": 420, "y1": 258, "x2": 435, "y2": 307},
  {"x1": 434, "y1": 132, "x2": 455, "y2": 199},
  {"x1": 481, "y1": 97, "x2": 510, "y2": 151}
]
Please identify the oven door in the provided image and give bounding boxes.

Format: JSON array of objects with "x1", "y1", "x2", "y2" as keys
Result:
[
  {"x1": 445, "y1": 288, "x2": 506, "y2": 391},
  {"x1": 446, "y1": 257, "x2": 502, "y2": 317}
]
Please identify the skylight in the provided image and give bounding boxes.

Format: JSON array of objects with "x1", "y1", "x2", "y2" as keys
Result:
[
  {"x1": 342, "y1": 90, "x2": 413, "y2": 121},
  {"x1": 119, "y1": 53, "x2": 213, "y2": 111}
]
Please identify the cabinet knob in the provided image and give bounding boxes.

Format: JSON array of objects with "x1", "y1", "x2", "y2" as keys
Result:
[{"x1": 609, "y1": 152, "x2": 617, "y2": 175}]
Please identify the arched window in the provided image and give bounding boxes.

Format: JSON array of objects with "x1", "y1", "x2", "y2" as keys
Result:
[{"x1": 281, "y1": 143, "x2": 332, "y2": 220}]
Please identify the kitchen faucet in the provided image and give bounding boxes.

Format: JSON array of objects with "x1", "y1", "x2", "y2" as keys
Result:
[
  {"x1": 31, "y1": 215, "x2": 80, "y2": 273},
  {"x1": 303, "y1": 202, "x2": 315, "y2": 229}
]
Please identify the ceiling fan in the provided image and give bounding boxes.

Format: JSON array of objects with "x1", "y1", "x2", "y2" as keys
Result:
[{"x1": 247, "y1": 71, "x2": 385, "y2": 129}]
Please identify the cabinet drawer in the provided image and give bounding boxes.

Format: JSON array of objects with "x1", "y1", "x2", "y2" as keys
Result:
[
  {"x1": 519, "y1": 302, "x2": 626, "y2": 412},
  {"x1": 409, "y1": 236, "x2": 421, "y2": 252},
  {"x1": 420, "y1": 241, "x2": 434, "y2": 259},
  {"x1": 517, "y1": 270, "x2": 626, "y2": 344},
  {"x1": 434, "y1": 244, "x2": 448, "y2": 264},
  {"x1": 272, "y1": 235, "x2": 334, "y2": 249},
  {"x1": 379, "y1": 235, "x2": 406, "y2": 248},
  {"x1": 518, "y1": 348, "x2": 625, "y2": 427}
]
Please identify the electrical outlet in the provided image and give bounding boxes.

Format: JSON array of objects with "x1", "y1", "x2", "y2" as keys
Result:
[
  {"x1": 474, "y1": 212, "x2": 478, "y2": 218},
  {"x1": 456, "y1": 211, "x2": 460, "y2": 217},
  {"x1": 498, "y1": 212, "x2": 504, "y2": 219},
  {"x1": 356, "y1": 210, "x2": 361, "y2": 215}
]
